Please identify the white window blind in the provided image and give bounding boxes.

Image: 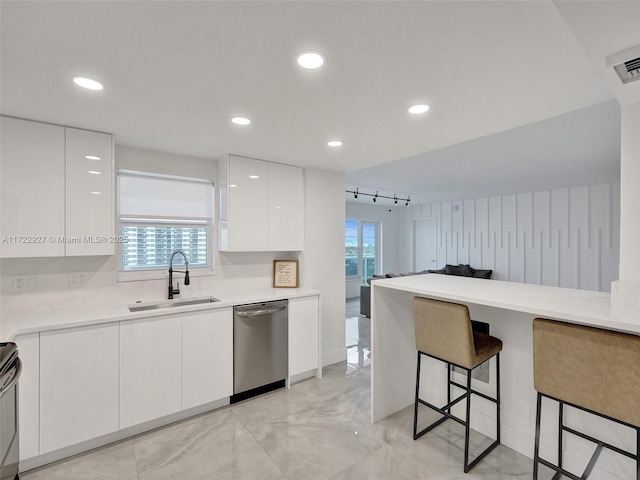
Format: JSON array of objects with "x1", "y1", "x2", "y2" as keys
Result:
[
  {"x1": 117, "y1": 170, "x2": 213, "y2": 271},
  {"x1": 118, "y1": 170, "x2": 213, "y2": 222}
]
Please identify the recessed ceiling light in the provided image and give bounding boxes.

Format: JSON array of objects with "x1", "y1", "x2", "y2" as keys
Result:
[
  {"x1": 88, "y1": 171, "x2": 101, "y2": 175},
  {"x1": 297, "y1": 51, "x2": 325, "y2": 69},
  {"x1": 72, "y1": 76, "x2": 104, "y2": 91},
  {"x1": 85, "y1": 155, "x2": 101, "y2": 160},
  {"x1": 327, "y1": 140, "x2": 343, "y2": 147},
  {"x1": 90, "y1": 191, "x2": 102, "y2": 195},
  {"x1": 229, "y1": 184, "x2": 237, "y2": 188},
  {"x1": 249, "y1": 175, "x2": 260, "y2": 179},
  {"x1": 408, "y1": 104, "x2": 430, "y2": 114},
  {"x1": 231, "y1": 116, "x2": 251, "y2": 125}
]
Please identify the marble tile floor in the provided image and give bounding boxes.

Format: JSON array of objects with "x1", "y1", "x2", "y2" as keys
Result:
[{"x1": 23, "y1": 300, "x2": 534, "y2": 480}]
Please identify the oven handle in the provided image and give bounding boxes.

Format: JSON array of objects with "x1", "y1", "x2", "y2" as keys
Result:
[{"x1": 0, "y1": 358, "x2": 22, "y2": 398}]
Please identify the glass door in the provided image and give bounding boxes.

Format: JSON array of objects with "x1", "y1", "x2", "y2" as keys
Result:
[
  {"x1": 361, "y1": 222, "x2": 379, "y2": 283},
  {"x1": 345, "y1": 219, "x2": 380, "y2": 284}
]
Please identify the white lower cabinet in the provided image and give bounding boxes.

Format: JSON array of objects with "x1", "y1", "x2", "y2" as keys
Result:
[
  {"x1": 289, "y1": 296, "x2": 320, "y2": 377},
  {"x1": 16, "y1": 295, "x2": 318, "y2": 464},
  {"x1": 39, "y1": 324, "x2": 119, "y2": 454},
  {"x1": 119, "y1": 314, "x2": 182, "y2": 429},
  {"x1": 182, "y1": 308, "x2": 233, "y2": 409},
  {"x1": 15, "y1": 333, "x2": 39, "y2": 461}
]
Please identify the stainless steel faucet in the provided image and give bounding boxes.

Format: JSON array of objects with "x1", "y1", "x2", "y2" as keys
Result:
[{"x1": 168, "y1": 249, "x2": 190, "y2": 299}]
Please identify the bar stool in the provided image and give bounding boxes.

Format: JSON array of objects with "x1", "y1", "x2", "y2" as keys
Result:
[
  {"x1": 412, "y1": 297, "x2": 502, "y2": 473},
  {"x1": 533, "y1": 318, "x2": 640, "y2": 480}
]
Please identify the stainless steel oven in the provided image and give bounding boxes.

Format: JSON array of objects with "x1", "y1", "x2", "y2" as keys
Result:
[{"x1": 0, "y1": 342, "x2": 21, "y2": 480}]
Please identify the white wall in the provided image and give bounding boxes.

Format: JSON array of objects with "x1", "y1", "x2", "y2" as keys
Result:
[
  {"x1": 345, "y1": 201, "x2": 402, "y2": 298},
  {"x1": 618, "y1": 102, "x2": 640, "y2": 295},
  {"x1": 303, "y1": 169, "x2": 346, "y2": 366},
  {"x1": 400, "y1": 182, "x2": 620, "y2": 292}
]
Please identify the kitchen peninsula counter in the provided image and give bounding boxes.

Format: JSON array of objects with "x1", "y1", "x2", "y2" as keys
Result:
[{"x1": 371, "y1": 274, "x2": 639, "y2": 473}]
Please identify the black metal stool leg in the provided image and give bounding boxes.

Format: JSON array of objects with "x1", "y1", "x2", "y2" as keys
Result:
[
  {"x1": 463, "y1": 367, "x2": 472, "y2": 473},
  {"x1": 496, "y1": 353, "x2": 501, "y2": 444},
  {"x1": 558, "y1": 400, "x2": 564, "y2": 470},
  {"x1": 636, "y1": 426, "x2": 639, "y2": 480},
  {"x1": 413, "y1": 351, "x2": 421, "y2": 439},
  {"x1": 533, "y1": 392, "x2": 542, "y2": 480},
  {"x1": 447, "y1": 362, "x2": 452, "y2": 415}
]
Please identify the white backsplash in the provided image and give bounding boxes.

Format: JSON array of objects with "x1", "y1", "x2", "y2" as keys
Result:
[{"x1": 0, "y1": 251, "x2": 300, "y2": 318}]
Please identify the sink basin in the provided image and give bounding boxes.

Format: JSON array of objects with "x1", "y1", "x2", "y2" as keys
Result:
[{"x1": 128, "y1": 296, "x2": 220, "y2": 312}]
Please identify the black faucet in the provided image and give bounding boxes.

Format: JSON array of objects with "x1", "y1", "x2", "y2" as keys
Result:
[{"x1": 168, "y1": 249, "x2": 190, "y2": 299}]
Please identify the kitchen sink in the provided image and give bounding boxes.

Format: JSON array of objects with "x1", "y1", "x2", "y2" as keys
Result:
[{"x1": 128, "y1": 296, "x2": 220, "y2": 312}]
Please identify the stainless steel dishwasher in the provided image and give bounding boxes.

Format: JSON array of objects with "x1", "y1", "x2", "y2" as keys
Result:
[{"x1": 231, "y1": 300, "x2": 288, "y2": 403}]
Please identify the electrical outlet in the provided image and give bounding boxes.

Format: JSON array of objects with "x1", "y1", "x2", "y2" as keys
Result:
[
  {"x1": 13, "y1": 275, "x2": 27, "y2": 293},
  {"x1": 70, "y1": 272, "x2": 88, "y2": 288}
]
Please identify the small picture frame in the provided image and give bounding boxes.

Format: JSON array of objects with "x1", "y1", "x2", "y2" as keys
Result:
[{"x1": 273, "y1": 260, "x2": 299, "y2": 288}]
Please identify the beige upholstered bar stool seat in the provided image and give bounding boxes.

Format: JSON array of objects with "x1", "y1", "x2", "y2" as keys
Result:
[
  {"x1": 412, "y1": 297, "x2": 502, "y2": 473},
  {"x1": 533, "y1": 318, "x2": 640, "y2": 480}
]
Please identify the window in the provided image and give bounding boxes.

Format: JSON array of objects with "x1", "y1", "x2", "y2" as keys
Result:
[
  {"x1": 345, "y1": 219, "x2": 359, "y2": 277},
  {"x1": 118, "y1": 170, "x2": 213, "y2": 272},
  {"x1": 345, "y1": 219, "x2": 380, "y2": 283}
]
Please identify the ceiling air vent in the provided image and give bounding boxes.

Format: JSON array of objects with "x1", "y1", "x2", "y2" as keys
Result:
[{"x1": 606, "y1": 44, "x2": 640, "y2": 85}]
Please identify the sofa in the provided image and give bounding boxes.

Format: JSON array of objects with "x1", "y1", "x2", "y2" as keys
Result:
[{"x1": 359, "y1": 264, "x2": 493, "y2": 317}]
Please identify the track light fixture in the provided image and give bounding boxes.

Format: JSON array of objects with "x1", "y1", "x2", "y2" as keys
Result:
[{"x1": 345, "y1": 188, "x2": 411, "y2": 206}]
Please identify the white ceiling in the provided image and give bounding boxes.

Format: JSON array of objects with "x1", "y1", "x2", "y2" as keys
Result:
[{"x1": 1, "y1": 1, "x2": 638, "y2": 202}]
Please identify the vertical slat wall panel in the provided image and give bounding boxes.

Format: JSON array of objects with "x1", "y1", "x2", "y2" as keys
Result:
[
  {"x1": 551, "y1": 188, "x2": 572, "y2": 288},
  {"x1": 406, "y1": 182, "x2": 619, "y2": 292},
  {"x1": 569, "y1": 186, "x2": 589, "y2": 289},
  {"x1": 534, "y1": 191, "x2": 552, "y2": 286},
  {"x1": 503, "y1": 195, "x2": 522, "y2": 282},
  {"x1": 475, "y1": 198, "x2": 490, "y2": 269},
  {"x1": 601, "y1": 183, "x2": 621, "y2": 291}
]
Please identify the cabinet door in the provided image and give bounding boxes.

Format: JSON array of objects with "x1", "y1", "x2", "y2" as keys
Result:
[
  {"x1": 15, "y1": 333, "x2": 39, "y2": 461},
  {"x1": 225, "y1": 155, "x2": 269, "y2": 251},
  {"x1": 65, "y1": 128, "x2": 114, "y2": 256},
  {"x1": 289, "y1": 296, "x2": 320, "y2": 377},
  {"x1": 120, "y1": 315, "x2": 182, "y2": 428},
  {"x1": 182, "y1": 308, "x2": 233, "y2": 409},
  {"x1": 0, "y1": 117, "x2": 65, "y2": 258},
  {"x1": 268, "y1": 163, "x2": 304, "y2": 251},
  {"x1": 39, "y1": 324, "x2": 119, "y2": 454}
]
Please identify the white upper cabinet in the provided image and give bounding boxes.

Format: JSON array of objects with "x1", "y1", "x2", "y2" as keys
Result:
[
  {"x1": 65, "y1": 128, "x2": 114, "y2": 256},
  {"x1": 218, "y1": 154, "x2": 304, "y2": 252},
  {"x1": 0, "y1": 117, "x2": 114, "y2": 258},
  {"x1": 0, "y1": 117, "x2": 66, "y2": 257},
  {"x1": 219, "y1": 154, "x2": 269, "y2": 251},
  {"x1": 268, "y1": 162, "x2": 304, "y2": 251}
]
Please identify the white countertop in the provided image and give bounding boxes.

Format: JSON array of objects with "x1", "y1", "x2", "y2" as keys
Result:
[
  {"x1": 372, "y1": 275, "x2": 640, "y2": 335},
  {"x1": 2, "y1": 288, "x2": 320, "y2": 340}
]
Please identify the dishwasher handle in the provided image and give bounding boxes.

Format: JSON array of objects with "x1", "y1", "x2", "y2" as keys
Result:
[{"x1": 235, "y1": 305, "x2": 287, "y2": 317}]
